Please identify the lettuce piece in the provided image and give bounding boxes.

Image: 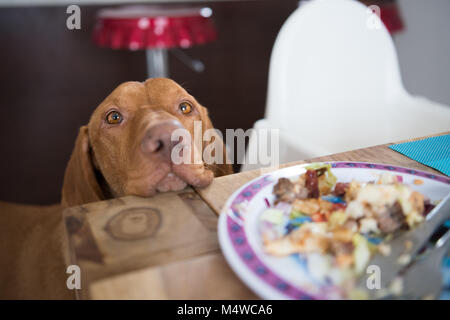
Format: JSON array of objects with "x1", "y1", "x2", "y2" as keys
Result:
[
  {"x1": 305, "y1": 163, "x2": 337, "y2": 189},
  {"x1": 260, "y1": 209, "x2": 284, "y2": 225},
  {"x1": 290, "y1": 210, "x2": 307, "y2": 220},
  {"x1": 305, "y1": 162, "x2": 330, "y2": 171},
  {"x1": 328, "y1": 210, "x2": 348, "y2": 229}
]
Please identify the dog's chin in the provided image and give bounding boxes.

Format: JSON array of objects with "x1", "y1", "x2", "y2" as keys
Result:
[{"x1": 155, "y1": 172, "x2": 188, "y2": 193}]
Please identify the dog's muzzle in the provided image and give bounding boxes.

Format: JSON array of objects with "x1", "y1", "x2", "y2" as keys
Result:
[{"x1": 141, "y1": 119, "x2": 184, "y2": 160}]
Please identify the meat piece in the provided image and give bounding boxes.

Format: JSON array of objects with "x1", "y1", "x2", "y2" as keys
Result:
[
  {"x1": 376, "y1": 201, "x2": 406, "y2": 233},
  {"x1": 296, "y1": 187, "x2": 309, "y2": 200},
  {"x1": 336, "y1": 254, "x2": 354, "y2": 268},
  {"x1": 344, "y1": 181, "x2": 362, "y2": 203},
  {"x1": 329, "y1": 241, "x2": 355, "y2": 267},
  {"x1": 273, "y1": 178, "x2": 294, "y2": 196},
  {"x1": 423, "y1": 202, "x2": 435, "y2": 216},
  {"x1": 265, "y1": 228, "x2": 330, "y2": 255},
  {"x1": 343, "y1": 219, "x2": 358, "y2": 232},
  {"x1": 329, "y1": 241, "x2": 354, "y2": 256},
  {"x1": 331, "y1": 226, "x2": 354, "y2": 242},
  {"x1": 305, "y1": 170, "x2": 319, "y2": 198},
  {"x1": 273, "y1": 177, "x2": 309, "y2": 203},
  {"x1": 292, "y1": 198, "x2": 333, "y2": 216},
  {"x1": 333, "y1": 182, "x2": 350, "y2": 197},
  {"x1": 273, "y1": 178, "x2": 296, "y2": 203}
]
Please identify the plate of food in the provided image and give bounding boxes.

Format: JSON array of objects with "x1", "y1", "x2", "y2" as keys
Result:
[{"x1": 218, "y1": 162, "x2": 450, "y2": 299}]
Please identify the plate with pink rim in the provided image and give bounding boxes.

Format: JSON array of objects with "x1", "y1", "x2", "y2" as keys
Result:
[{"x1": 218, "y1": 162, "x2": 450, "y2": 300}]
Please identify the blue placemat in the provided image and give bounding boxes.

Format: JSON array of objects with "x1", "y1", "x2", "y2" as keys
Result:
[{"x1": 389, "y1": 134, "x2": 450, "y2": 177}]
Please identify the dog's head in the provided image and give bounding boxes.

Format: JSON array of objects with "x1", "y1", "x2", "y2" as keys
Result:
[{"x1": 62, "y1": 78, "x2": 232, "y2": 207}]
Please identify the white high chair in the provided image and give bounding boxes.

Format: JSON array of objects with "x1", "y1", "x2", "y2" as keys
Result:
[{"x1": 241, "y1": 0, "x2": 450, "y2": 171}]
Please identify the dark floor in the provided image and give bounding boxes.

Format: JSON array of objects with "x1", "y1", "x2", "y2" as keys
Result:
[{"x1": 0, "y1": 0, "x2": 298, "y2": 204}]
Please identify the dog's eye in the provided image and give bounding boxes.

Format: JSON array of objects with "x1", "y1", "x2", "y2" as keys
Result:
[
  {"x1": 179, "y1": 102, "x2": 192, "y2": 114},
  {"x1": 106, "y1": 111, "x2": 123, "y2": 124}
]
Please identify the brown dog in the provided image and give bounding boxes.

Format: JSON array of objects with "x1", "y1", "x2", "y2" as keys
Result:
[
  {"x1": 0, "y1": 78, "x2": 232, "y2": 299},
  {"x1": 62, "y1": 78, "x2": 232, "y2": 207}
]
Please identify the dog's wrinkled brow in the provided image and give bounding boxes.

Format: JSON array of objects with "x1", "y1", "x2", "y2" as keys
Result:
[
  {"x1": 144, "y1": 79, "x2": 188, "y2": 103},
  {"x1": 94, "y1": 83, "x2": 146, "y2": 115}
]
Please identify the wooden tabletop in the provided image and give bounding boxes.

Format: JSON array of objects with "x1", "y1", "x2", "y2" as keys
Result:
[{"x1": 63, "y1": 133, "x2": 448, "y2": 299}]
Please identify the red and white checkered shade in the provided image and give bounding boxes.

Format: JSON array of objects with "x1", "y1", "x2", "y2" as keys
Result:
[{"x1": 93, "y1": 6, "x2": 217, "y2": 50}]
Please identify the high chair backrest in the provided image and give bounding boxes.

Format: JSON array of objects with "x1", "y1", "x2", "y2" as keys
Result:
[{"x1": 265, "y1": 0, "x2": 406, "y2": 133}]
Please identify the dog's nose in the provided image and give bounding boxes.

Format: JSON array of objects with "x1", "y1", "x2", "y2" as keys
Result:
[{"x1": 141, "y1": 120, "x2": 184, "y2": 157}]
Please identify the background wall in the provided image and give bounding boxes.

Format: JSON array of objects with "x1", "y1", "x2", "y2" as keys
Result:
[
  {"x1": 394, "y1": 0, "x2": 450, "y2": 106},
  {"x1": 1, "y1": 0, "x2": 449, "y2": 205},
  {"x1": 0, "y1": 0, "x2": 299, "y2": 204}
]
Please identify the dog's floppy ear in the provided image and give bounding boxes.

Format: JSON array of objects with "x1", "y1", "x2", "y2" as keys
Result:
[
  {"x1": 200, "y1": 107, "x2": 234, "y2": 177},
  {"x1": 61, "y1": 126, "x2": 104, "y2": 207}
]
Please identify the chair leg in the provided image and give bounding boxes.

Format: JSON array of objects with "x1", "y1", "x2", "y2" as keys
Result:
[
  {"x1": 171, "y1": 48, "x2": 205, "y2": 73},
  {"x1": 146, "y1": 48, "x2": 169, "y2": 78}
]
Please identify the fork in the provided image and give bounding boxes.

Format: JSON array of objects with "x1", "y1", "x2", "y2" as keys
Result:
[
  {"x1": 356, "y1": 193, "x2": 450, "y2": 299},
  {"x1": 389, "y1": 228, "x2": 450, "y2": 299}
]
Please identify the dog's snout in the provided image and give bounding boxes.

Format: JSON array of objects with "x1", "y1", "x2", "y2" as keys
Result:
[{"x1": 141, "y1": 120, "x2": 183, "y2": 156}]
